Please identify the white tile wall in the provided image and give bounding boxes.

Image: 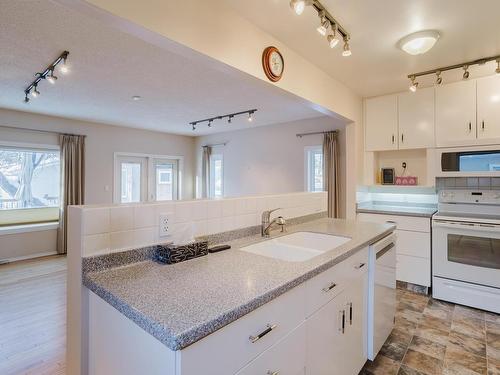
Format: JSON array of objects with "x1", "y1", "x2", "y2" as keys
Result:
[{"x1": 80, "y1": 192, "x2": 327, "y2": 256}]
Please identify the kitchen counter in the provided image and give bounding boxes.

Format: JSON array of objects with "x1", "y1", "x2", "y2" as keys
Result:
[
  {"x1": 356, "y1": 201, "x2": 437, "y2": 218},
  {"x1": 82, "y1": 217, "x2": 394, "y2": 351}
]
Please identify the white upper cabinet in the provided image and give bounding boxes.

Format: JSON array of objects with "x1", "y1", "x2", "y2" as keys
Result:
[
  {"x1": 477, "y1": 75, "x2": 500, "y2": 142},
  {"x1": 435, "y1": 79, "x2": 477, "y2": 147},
  {"x1": 398, "y1": 87, "x2": 435, "y2": 149},
  {"x1": 365, "y1": 95, "x2": 398, "y2": 152}
]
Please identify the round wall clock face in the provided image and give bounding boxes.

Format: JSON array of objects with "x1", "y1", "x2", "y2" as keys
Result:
[{"x1": 262, "y1": 46, "x2": 284, "y2": 82}]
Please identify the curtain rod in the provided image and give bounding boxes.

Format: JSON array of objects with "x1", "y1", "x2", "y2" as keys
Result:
[
  {"x1": 296, "y1": 130, "x2": 337, "y2": 138},
  {"x1": 0, "y1": 124, "x2": 86, "y2": 138},
  {"x1": 202, "y1": 142, "x2": 227, "y2": 148}
]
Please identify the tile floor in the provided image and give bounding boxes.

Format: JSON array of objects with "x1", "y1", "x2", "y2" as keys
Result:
[{"x1": 361, "y1": 288, "x2": 500, "y2": 375}]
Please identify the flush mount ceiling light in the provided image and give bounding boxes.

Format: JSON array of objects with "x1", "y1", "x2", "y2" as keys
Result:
[
  {"x1": 398, "y1": 30, "x2": 440, "y2": 56},
  {"x1": 190, "y1": 109, "x2": 257, "y2": 131},
  {"x1": 24, "y1": 51, "x2": 69, "y2": 103},
  {"x1": 131, "y1": 95, "x2": 142, "y2": 101},
  {"x1": 407, "y1": 54, "x2": 500, "y2": 92},
  {"x1": 289, "y1": 0, "x2": 351, "y2": 56}
]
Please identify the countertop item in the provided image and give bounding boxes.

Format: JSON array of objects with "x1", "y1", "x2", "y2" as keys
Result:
[
  {"x1": 357, "y1": 201, "x2": 437, "y2": 218},
  {"x1": 83, "y1": 218, "x2": 394, "y2": 351}
]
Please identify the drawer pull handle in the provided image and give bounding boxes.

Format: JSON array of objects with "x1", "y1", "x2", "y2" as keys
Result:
[
  {"x1": 249, "y1": 324, "x2": 277, "y2": 343},
  {"x1": 349, "y1": 302, "x2": 353, "y2": 325},
  {"x1": 354, "y1": 262, "x2": 365, "y2": 270},
  {"x1": 267, "y1": 371, "x2": 280, "y2": 375},
  {"x1": 342, "y1": 310, "x2": 345, "y2": 334},
  {"x1": 322, "y1": 282, "x2": 337, "y2": 292}
]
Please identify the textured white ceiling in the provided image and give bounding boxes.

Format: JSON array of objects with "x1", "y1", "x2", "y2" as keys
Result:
[
  {"x1": 225, "y1": 0, "x2": 500, "y2": 97},
  {"x1": 0, "y1": 0, "x2": 325, "y2": 136}
]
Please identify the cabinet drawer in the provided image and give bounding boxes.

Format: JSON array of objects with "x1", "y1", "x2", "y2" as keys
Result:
[
  {"x1": 178, "y1": 284, "x2": 305, "y2": 375},
  {"x1": 305, "y1": 247, "x2": 368, "y2": 317},
  {"x1": 236, "y1": 324, "x2": 306, "y2": 375},
  {"x1": 357, "y1": 213, "x2": 430, "y2": 233},
  {"x1": 396, "y1": 254, "x2": 430, "y2": 287},
  {"x1": 396, "y1": 230, "x2": 430, "y2": 258}
]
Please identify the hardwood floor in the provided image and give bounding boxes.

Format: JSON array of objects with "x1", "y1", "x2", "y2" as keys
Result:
[{"x1": 0, "y1": 256, "x2": 66, "y2": 375}]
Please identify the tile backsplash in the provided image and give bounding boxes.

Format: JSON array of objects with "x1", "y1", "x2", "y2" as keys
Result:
[
  {"x1": 78, "y1": 192, "x2": 327, "y2": 256},
  {"x1": 436, "y1": 177, "x2": 500, "y2": 190}
]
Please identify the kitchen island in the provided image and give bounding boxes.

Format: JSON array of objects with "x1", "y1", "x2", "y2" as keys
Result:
[{"x1": 81, "y1": 217, "x2": 395, "y2": 375}]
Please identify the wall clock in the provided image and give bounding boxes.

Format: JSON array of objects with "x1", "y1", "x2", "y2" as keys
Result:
[{"x1": 262, "y1": 46, "x2": 284, "y2": 82}]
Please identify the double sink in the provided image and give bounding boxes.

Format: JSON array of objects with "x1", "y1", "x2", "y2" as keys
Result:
[{"x1": 241, "y1": 231, "x2": 351, "y2": 262}]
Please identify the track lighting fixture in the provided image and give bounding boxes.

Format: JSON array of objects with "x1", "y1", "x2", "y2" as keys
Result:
[
  {"x1": 342, "y1": 37, "x2": 352, "y2": 57},
  {"x1": 435, "y1": 71, "x2": 442, "y2": 85},
  {"x1": 190, "y1": 109, "x2": 257, "y2": 131},
  {"x1": 316, "y1": 11, "x2": 330, "y2": 36},
  {"x1": 289, "y1": 0, "x2": 312, "y2": 15},
  {"x1": 408, "y1": 54, "x2": 500, "y2": 91},
  {"x1": 409, "y1": 76, "x2": 418, "y2": 92},
  {"x1": 327, "y1": 25, "x2": 339, "y2": 48},
  {"x1": 23, "y1": 51, "x2": 69, "y2": 103},
  {"x1": 289, "y1": 0, "x2": 351, "y2": 55}
]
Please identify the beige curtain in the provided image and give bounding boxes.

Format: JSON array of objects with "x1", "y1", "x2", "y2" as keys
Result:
[
  {"x1": 323, "y1": 131, "x2": 339, "y2": 218},
  {"x1": 57, "y1": 134, "x2": 85, "y2": 254},
  {"x1": 201, "y1": 146, "x2": 212, "y2": 198}
]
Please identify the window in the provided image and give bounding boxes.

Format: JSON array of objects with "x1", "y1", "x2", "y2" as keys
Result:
[
  {"x1": 305, "y1": 146, "x2": 324, "y2": 192},
  {"x1": 0, "y1": 145, "x2": 60, "y2": 225},
  {"x1": 114, "y1": 153, "x2": 181, "y2": 203},
  {"x1": 209, "y1": 153, "x2": 223, "y2": 198}
]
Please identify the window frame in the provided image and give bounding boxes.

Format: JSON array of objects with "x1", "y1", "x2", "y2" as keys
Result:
[
  {"x1": 0, "y1": 141, "x2": 61, "y2": 226},
  {"x1": 304, "y1": 146, "x2": 324, "y2": 193},
  {"x1": 113, "y1": 152, "x2": 184, "y2": 203},
  {"x1": 209, "y1": 152, "x2": 224, "y2": 198}
]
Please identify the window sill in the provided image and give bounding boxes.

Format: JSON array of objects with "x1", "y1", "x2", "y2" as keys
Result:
[{"x1": 0, "y1": 222, "x2": 59, "y2": 236}]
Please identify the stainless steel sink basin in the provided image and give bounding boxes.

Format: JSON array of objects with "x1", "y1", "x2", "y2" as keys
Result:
[{"x1": 240, "y1": 232, "x2": 351, "y2": 262}]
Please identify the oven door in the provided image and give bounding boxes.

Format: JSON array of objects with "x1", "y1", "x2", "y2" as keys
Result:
[{"x1": 432, "y1": 220, "x2": 500, "y2": 288}]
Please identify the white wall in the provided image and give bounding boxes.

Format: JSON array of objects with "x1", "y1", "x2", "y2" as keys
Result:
[
  {"x1": 0, "y1": 108, "x2": 196, "y2": 261},
  {"x1": 194, "y1": 117, "x2": 347, "y2": 217}
]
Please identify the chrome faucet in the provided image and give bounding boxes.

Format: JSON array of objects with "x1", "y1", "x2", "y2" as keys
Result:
[{"x1": 261, "y1": 208, "x2": 286, "y2": 237}]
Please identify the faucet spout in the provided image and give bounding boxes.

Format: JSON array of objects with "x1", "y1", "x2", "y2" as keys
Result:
[{"x1": 261, "y1": 208, "x2": 286, "y2": 237}]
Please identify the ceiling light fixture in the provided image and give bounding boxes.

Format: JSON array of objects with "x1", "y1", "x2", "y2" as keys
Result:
[
  {"x1": 131, "y1": 95, "x2": 142, "y2": 101},
  {"x1": 189, "y1": 109, "x2": 258, "y2": 131},
  {"x1": 289, "y1": 0, "x2": 312, "y2": 15},
  {"x1": 462, "y1": 65, "x2": 470, "y2": 80},
  {"x1": 23, "y1": 51, "x2": 69, "y2": 103},
  {"x1": 398, "y1": 30, "x2": 440, "y2": 56},
  {"x1": 342, "y1": 37, "x2": 352, "y2": 57},
  {"x1": 290, "y1": 0, "x2": 351, "y2": 55},
  {"x1": 409, "y1": 76, "x2": 418, "y2": 92},
  {"x1": 435, "y1": 71, "x2": 443, "y2": 85},
  {"x1": 407, "y1": 54, "x2": 500, "y2": 91}
]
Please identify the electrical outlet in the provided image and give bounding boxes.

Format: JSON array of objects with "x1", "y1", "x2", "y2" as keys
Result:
[{"x1": 159, "y1": 212, "x2": 173, "y2": 238}]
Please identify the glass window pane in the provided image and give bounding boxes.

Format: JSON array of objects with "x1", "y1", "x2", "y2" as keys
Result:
[
  {"x1": 0, "y1": 149, "x2": 60, "y2": 210},
  {"x1": 306, "y1": 148, "x2": 323, "y2": 192},
  {"x1": 447, "y1": 234, "x2": 500, "y2": 269},
  {"x1": 210, "y1": 154, "x2": 223, "y2": 198},
  {"x1": 121, "y1": 162, "x2": 141, "y2": 203},
  {"x1": 156, "y1": 163, "x2": 174, "y2": 201}
]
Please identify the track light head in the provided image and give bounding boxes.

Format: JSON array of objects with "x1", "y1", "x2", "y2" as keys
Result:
[
  {"x1": 496, "y1": 59, "x2": 500, "y2": 74},
  {"x1": 228, "y1": 115, "x2": 233, "y2": 124},
  {"x1": 342, "y1": 37, "x2": 352, "y2": 57},
  {"x1": 24, "y1": 94, "x2": 30, "y2": 103},
  {"x1": 208, "y1": 120, "x2": 212, "y2": 127},
  {"x1": 59, "y1": 58, "x2": 69, "y2": 74},
  {"x1": 462, "y1": 65, "x2": 470, "y2": 80},
  {"x1": 289, "y1": 0, "x2": 312, "y2": 15},
  {"x1": 248, "y1": 112, "x2": 254, "y2": 122},
  {"x1": 409, "y1": 76, "x2": 418, "y2": 92},
  {"x1": 316, "y1": 11, "x2": 330, "y2": 36},
  {"x1": 46, "y1": 69, "x2": 58, "y2": 84},
  {"x1": 192, "y1": 124, "x2": 196, "y2": 131},
  {"x1": 327, "y1": 27, "x2": 339, "y2": 48},
  {"x1": 31, "y1": 85, "x2": 40, "y2": 98}
]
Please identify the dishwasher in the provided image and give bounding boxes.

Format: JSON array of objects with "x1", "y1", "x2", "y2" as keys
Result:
[{"x1": 367, "y1": 232, "x2": 397, "y2": 360}]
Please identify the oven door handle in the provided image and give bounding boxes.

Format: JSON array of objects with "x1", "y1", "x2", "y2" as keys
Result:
[{"x1": 433, "y1": 220, "x2": 500, "y2": 233}]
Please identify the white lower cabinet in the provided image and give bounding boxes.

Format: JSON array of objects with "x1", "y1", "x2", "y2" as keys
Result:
[{"x1": 306, "y1": 272, "x2": 368, "y2": 375}]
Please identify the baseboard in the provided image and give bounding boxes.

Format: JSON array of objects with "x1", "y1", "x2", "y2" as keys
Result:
[{"x1": 0, "y1": 251, "x2": 59, "y2": 264}]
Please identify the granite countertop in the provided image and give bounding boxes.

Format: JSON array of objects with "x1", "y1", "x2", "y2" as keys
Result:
[
  {"x1": 356, "y1": 201, "x2": 437, "y2": 218},
  {"x1": 83, "y1": 217, "x2": 394, "y2": 351}
]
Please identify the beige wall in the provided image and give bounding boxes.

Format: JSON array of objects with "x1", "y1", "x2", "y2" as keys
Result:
[
  {"x1": 194, "y1": 117, "x2": 347, "y2": 217},
  {"x1": 0, "y1": 108, "x2": 196, "y2": 262}
]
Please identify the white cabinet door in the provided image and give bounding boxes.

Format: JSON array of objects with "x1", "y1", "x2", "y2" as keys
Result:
[
  {"x1": 365, "y1": 95, "x2": 399, "y2": 151},
  {"x1": 477, "y1": 75, "x2": 500, "y2": 143},
  {"x1": 398, "y1": 87, "x2": 435, "y2": 149},
  {"x1": 436, "y1": 79, "x2": 477, "y2": 147},
  {"x1": 306, "y1": 291, "x2": 346, "y2": 375},
  {"x1": 342, "y1": 272, "x2": 368, "y2": 375}
]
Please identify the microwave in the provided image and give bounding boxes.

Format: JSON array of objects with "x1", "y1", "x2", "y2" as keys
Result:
[{"x1": 436, "y1": 145, "x2": 500, "y2": 177}]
